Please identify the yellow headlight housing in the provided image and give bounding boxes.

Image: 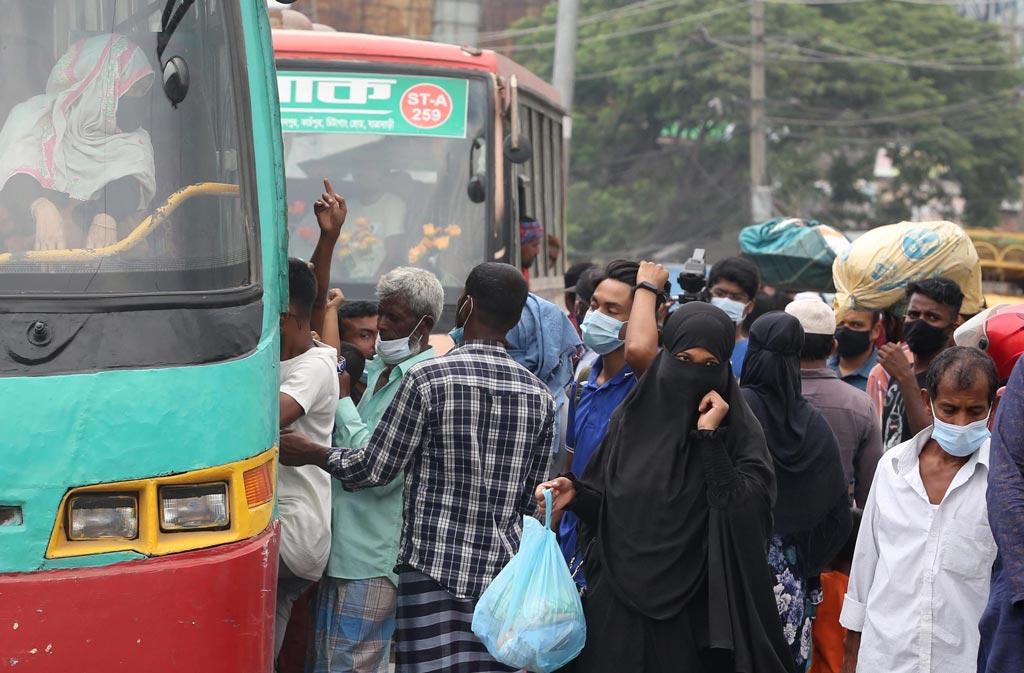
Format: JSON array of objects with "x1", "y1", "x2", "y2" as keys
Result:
[{"x1": 47, "y1": 448, "x2": 276, "y2": 559}]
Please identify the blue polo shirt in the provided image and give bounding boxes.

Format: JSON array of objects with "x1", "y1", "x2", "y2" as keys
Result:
[
  {"x1": 559, "y1": 358, "x2": 637, "y2": 586},
  {"x1": 731, "y1": 338, "x2": 749, "y2": 378},
  {"x1": 828, "y1": 348, "x2": 878, "y2": 392}
]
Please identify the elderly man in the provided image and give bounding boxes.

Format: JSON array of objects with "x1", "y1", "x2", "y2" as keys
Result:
[
  {"x1": 841, "y1": 347, "x2": 999, "y2": 673},
  {"x1": 282, "y1": 262, "x2": 555, "y2": 673},
  {"x1": 307, "y1": 267, "x2": 443, "y2": 673}
]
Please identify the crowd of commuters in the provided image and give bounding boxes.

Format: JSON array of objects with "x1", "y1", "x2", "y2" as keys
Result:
[{"x1": 271, "y1": 179, "x2": 1021, "y2": 673}]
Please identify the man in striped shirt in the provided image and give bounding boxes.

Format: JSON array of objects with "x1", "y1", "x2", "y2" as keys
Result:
[{"x1": 281, "y1": 262, "x2": 555, "y2": 673}]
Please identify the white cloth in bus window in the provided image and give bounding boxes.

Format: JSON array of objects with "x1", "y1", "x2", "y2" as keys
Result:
[
  {"x1": 0, "y1": 34, "x2": 156, "y2": 218},
  {"x1": 278, "y1": 344, "x2": 339, "y2": 580}
]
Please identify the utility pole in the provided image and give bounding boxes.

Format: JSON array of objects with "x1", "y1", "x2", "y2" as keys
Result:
[
  {"x1": 552, "y1": 0, "x2": 580, "y2": 111},
  {"x1": 750, "y1": 0, "x2": 772, "y2": 222},
  {"x1": 552, "y1": 0, "x2": 580, "y2": 168}
]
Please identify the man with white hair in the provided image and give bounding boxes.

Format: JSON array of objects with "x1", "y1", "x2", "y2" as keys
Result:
[
  {"x1": 308, "y1": 266, "x2": 444, "y2": 673},
  {"x1": 786, "y1": 299, "x2": 883, "y2": 508}
]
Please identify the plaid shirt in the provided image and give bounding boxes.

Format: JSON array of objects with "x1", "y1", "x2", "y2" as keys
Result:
[{"x1": 326, "y1": 341, "x2": 556, "y2": 599}]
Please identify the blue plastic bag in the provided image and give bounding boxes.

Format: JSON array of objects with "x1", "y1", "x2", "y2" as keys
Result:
[{"x1": 472, "y1": 490, "x2": 586, "y2": 672}]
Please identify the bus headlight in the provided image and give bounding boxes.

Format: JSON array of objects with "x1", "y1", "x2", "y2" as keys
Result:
[
  {"x1": 159, "y1": 483, "x2": 230, "y2": 531},
  {"x1": 68, "y1": 494, "x2": 138, "y2": 540}
]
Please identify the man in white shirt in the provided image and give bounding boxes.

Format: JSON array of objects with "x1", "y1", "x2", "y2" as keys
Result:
[
  {"x1": 277, "y1": 258, "x2": 339, "y2": 656},
  {"x1": 840, "y1": 346, "x2": 1000, "y2": 673}
]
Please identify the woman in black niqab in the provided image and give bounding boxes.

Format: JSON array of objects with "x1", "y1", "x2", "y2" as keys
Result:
[
  {"x1": 740, "y1": 311, "x2": 853, "y2": 670},
  {"x1": 540, "y1": 302, "x2": 794, "y2": 673}
]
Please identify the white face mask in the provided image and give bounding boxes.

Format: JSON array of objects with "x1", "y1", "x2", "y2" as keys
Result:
[
  {"x1": 375, "y1": 316, "x2": 426, "y2": 365},
  {"x1": 710, "y1": 296, "x2": 748, "y2": 324}
]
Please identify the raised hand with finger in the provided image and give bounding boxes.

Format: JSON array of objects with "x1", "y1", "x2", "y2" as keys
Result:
[{"x1": 313, "y1": 177, "x2": 347, "y2": 240}]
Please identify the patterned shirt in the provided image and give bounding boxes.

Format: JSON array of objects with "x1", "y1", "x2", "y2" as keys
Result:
[{"x1": 326, "y1": 340, "x2": 556, "y2": 599}]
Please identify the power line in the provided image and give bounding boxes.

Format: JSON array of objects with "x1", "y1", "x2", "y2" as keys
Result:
[
  {"x1": 774, "y1": 36, "x2": 1020, "y2": 71},
  {"x1": 766, "y1": 91, "x2": 1017, "y2": 127},
  {"x1": 476, "y1": 0, "x2": 686, "y2": 43},
  {"x1": 704, "y1": 31, "x2": 1022, "y2": 71},
  {"x1": 496, "y1": 2, "x2": 751, "y2": 53}
]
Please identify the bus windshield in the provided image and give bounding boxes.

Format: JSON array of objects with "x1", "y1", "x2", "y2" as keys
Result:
[
  {"x1": 0, "y1": 0, "x2": 253, "y2": 295},
  {"x1": 280, "y1": 71, "x2": 489, "y2": 291}
]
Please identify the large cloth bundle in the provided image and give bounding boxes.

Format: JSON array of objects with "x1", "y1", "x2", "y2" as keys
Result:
[
  {"x1": 833, "y1": 220, "x2": 983, "y2": 320},
  {"x1": 739, "y1": 218, "x2": 850, "y2": 291},
  {"x1": 472, "y1": 490, "x2": 586, "y2": 673}
]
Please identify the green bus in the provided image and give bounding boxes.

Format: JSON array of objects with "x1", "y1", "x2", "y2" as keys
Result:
[{"x1": 0, "y1": 1, "x2": 289, "y2": 670}]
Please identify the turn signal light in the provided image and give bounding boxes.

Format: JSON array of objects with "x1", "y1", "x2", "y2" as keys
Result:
[{"x1": 243, "y1": 461, "x2": 273, "y2": 507}]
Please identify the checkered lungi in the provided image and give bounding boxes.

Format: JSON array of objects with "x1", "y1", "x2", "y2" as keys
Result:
[
  {"x1": 307, "y1": 576, "x2": 397, "y2": 673},
  {"x1": 394, "y1": 569, "x2": 517, "y2": 673}
]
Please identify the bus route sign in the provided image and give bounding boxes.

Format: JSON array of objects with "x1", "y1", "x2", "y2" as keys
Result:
[{"x1": 277, "y1": 71, "x2": 469, "y2": 138}]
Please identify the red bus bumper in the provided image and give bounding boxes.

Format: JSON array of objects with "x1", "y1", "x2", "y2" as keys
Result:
[{"x1": 0, "y1": 522, "x2": 279, "y2": 672}]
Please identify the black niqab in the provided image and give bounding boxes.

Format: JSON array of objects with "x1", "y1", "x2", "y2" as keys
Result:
[
  {"x1": 740, "y1": 311, "x2": 852, "y2": 573},
  {"x1": 579, "y1": 302, "x2": 793, "y2": 672}
]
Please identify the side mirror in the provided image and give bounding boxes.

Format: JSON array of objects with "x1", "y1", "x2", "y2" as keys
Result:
[
  {"x1": 467, "y1": 135, "x2": 487, "y2": 203},
  {"x1": 503, "y1": 134, "x2": 532, "y2": 164},
  {"x1": 161, "y1": 56, "x2": 190, "y2": 107},
  {"x1": 467, "y1": 175, "x2": 486, "y2": 203},
  {"x1": 504, "y1": 75, "x2": 533, "y2": 164}
]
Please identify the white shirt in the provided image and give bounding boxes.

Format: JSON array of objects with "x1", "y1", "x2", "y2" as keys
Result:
[
  {"x1": 839, "y1": 427, "x2": 997, "y2": 673},
  {"x1": 278, "y1": 345, "x2": 339, "y2": 580}
]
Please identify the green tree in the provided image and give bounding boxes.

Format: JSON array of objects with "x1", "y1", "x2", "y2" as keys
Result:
[{"x1": 507, "y1": 0, "x2": 1024, "y2": 256}]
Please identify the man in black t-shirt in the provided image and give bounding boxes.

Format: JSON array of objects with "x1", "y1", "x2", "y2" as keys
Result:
[{"x1": 878, "y1": 278, "x2": 964, "y2": 448}]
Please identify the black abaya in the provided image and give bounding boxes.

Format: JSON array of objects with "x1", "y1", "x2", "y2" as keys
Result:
[
  {"x1": 567, "y1": 302, "x2": 794, "y2": 673},
  {"x1": 740, "y1": 312, "x2": 852, "y2": 577}
]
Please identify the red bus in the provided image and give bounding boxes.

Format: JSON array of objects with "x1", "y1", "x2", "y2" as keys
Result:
[{"x1": 273, "y1": 30, "x2": 569, "y2": 320}]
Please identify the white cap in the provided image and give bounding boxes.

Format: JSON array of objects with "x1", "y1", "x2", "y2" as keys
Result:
[
  {"x1": 786, "y1": 299, "x2": 836, "y2": 336},
  {"x1": 794, "y1": 291, "x2": 824, "y2": 303}
]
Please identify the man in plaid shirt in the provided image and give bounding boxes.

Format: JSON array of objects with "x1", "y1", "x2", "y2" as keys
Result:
[{"x1": 281, "y1": 262, "x2": 556, "y2": 673}]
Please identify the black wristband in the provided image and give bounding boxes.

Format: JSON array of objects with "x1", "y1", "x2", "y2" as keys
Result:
[{"x1": 635, "y1": 281, "x2": 662, "y2": 297}]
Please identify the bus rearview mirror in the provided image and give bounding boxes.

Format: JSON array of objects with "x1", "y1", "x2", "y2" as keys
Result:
[
  {"x1": 162, "y1": 56, "x2": 190, "y2": 107},
  {"x1": 504, "y1": 134, "x2": 532, "y2": 164}
]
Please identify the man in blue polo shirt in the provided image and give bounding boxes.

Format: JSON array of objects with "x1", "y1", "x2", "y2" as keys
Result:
[
  {"x1": 559, "y1": 259, "x2": 665, "y2": 589},
  {"x1": 829, "y1": 308, "x2": 881, "y2": 391}
]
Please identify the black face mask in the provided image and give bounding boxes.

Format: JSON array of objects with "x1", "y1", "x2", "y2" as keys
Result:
[
  {"x1": 904, "y1": 319, "x2": 950, "y2": 357},
  {"x1": 835, "y1": 327, "x2": 872, "y2": 359}
]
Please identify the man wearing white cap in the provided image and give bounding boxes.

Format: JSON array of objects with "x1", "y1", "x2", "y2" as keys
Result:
[{"x1": 786, "y1": 299, "x2": 883, "y2": 508}]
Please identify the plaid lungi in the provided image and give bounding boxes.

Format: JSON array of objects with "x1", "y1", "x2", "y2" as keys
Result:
[
  {"x1": 395, "y1": 569, "x2": 517, "y2": 673},
  {"x1": 307, "y1": 576, "x2": 397, "y2": 673}
]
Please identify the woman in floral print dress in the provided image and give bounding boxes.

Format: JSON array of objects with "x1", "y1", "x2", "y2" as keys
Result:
[{"x1": 740, "y1": 312, "x2": 853, "y2": 671}]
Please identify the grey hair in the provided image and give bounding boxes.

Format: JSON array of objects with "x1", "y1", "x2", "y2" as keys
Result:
[{"x1": 376, "y1": 267, "x2": 445, "y2": 321}]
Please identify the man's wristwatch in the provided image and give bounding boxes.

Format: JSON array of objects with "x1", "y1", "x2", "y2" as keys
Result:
[{"x1": 635, "y1": 281, "x2": 662, "y2": 296}]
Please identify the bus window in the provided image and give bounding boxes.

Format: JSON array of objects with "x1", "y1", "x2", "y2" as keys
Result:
[
  {"x1": 516, "y1": 102, "x2": 565, "y2": 280},
  {"x1": 280, "y1": 72, "x2": 489, "y2": 293},
  {"x1": 0, "y1": 0, "x2": 254, "y2": 295}
]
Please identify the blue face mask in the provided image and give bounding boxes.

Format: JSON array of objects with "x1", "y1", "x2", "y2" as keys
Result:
[
  {"x1": 448, "y1": 297, "x2": 473, "y2": 347},
  {"x1": 930, "y1": 403, "x2": 991, "y2": 457},
  {"x1": 710, "y1": 296, "x2": 748, "y2": 324},
  {"x1": 581, "y1": 309, "x2": 625, "y2": 355}
]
